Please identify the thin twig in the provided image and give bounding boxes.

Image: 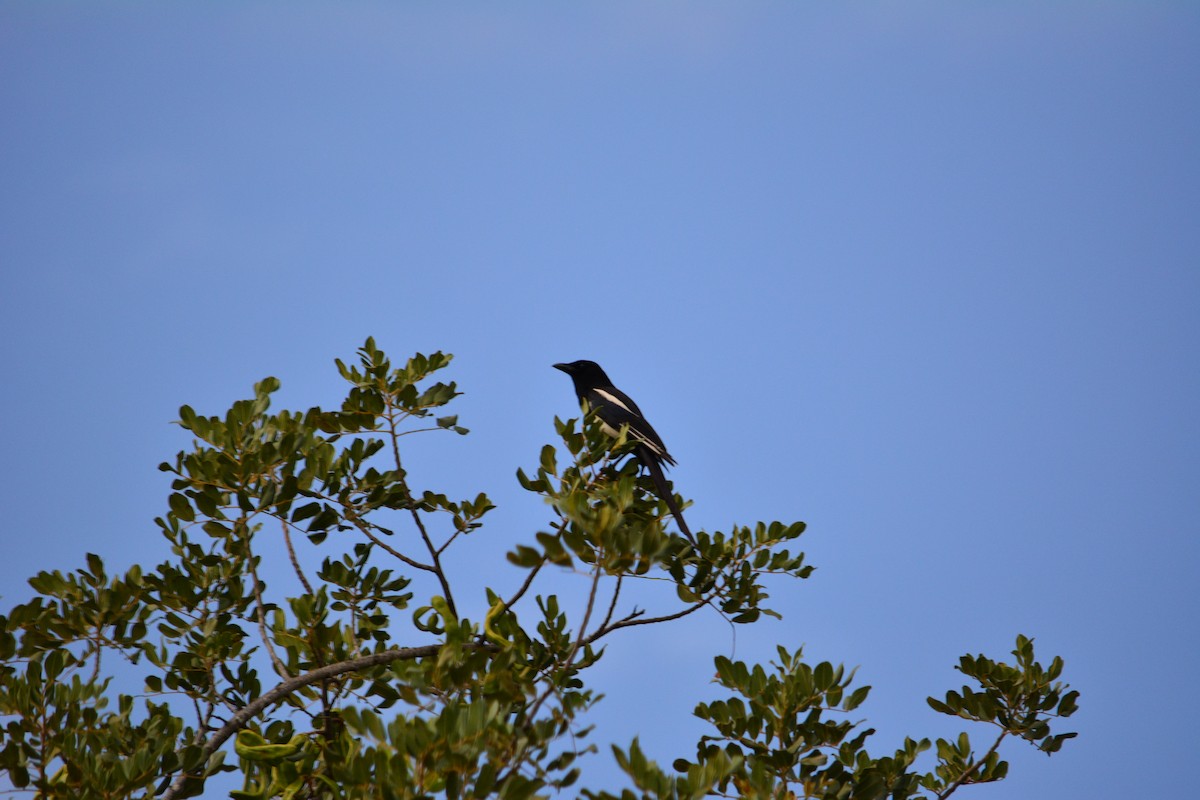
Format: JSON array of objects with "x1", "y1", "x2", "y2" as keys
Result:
[
  {"x1": 90, "y1": 634, "x2": 102, "y2": 683},
  {"x1": 289, "y1": 489, "x2": 438, "y2": 576},
  {"x1": 395, "y1": 426, "x2": 457, "y2": 437},
  {"x1": 247, "y1": 546, "x2": 290, "y2": 680},
  {"x1": 280, "y1": 517, "x2": 314, "y2": 596},
  {"x1": 408, "y1": 504, "x2": 457, "y2": 616},
  {"x1": 386, "y1": 409, "x2": 458, "y2": 618},
  {"x1": 563, "y1": 561, "x2": 603, "y2": 672},
  {"x1": 587, "y1": 600, "x2": 707, "y2": 645},
  {"x1": 598, "y1": 575, "x2": 623, "y2": 634},
  {"x1": 435, "y1": 526, "x2": 467, "y2": 556},
  {"x1": 354, "y1": 519, "x2": 437, "y2": 574},
  {"x1": 525, "y1": 560, "x2": 604, "y2": 723},
  {"x1": 937, "y1": 729, "x2": 1008, "y2": 800},
  {"x1": 497, "y1": 559, "x2": 605, "y2": 790},
  {"x1": 501, "y1": 560, "x2": 545, "y2": 613}
]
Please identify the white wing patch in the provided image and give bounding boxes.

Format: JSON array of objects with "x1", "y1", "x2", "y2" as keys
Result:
[
  {"x1": 594, "y1": 389, "x2": 633, "y2": 414},
  {"x1": 593, "y1": 389, "x2": 666, "y2": 457}
]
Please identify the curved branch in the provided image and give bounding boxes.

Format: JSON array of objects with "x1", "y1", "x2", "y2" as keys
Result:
[{"x1": 158, "y1": 643, "x2": 496, "y2": 800}]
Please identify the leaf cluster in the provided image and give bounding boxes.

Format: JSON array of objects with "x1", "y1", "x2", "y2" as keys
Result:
[
  {"x1": 0, "y1": 339, "x2": 1079, "y2": 800},
  {"x1": 585, "y1": 636, "x2": 1078, "y2": 800}
]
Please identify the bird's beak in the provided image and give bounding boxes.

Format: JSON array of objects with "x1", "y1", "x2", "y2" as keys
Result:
[{"x1": 553, "y1": 363, "x2": 570, "y2": 373}]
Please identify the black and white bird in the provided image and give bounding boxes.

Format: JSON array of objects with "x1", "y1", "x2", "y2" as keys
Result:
[{"x1": 553, "y1": 360, "x2": 695, "y2": 544}]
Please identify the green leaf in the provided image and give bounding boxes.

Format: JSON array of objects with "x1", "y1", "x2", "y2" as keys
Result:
[
  {"x1": 235, "y1": 731, "x2": 305, "y2": 762},
  {"x1": 845, "y1": 685, "x2": 871, "y2": 711},
  {"x1": 540, "y1": 444, "x2": 558, "y2": 475},
  {"x1": 1058, "y1": 690, "x2": 1080, "y2": 717},
  {"x1": 168, "y1": 493, "x2": 194, "y2": 522},
  {"x1": 927, "y1": 697, "x2": 954, "y2": 715}
]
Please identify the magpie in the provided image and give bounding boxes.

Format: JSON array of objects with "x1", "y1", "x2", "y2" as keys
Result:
[{"x1": 553, "y1": 360, "x2": 695, "y2": 544}]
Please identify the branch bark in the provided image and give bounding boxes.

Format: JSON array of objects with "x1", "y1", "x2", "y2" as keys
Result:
[
  {"x1": 158, "y1": 643, "x2": 495, "y2": 800},
  {"x1": 936, "y1": 729, "x2": 1008, "y2": 800}
]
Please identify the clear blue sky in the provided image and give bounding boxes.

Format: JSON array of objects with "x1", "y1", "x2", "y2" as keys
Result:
[{"x1": 2, "y1": 4, "x2": 1197, "y2": 797}]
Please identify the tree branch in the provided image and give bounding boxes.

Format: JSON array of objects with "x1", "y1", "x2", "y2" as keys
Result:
[
  {"x1": 353, "y1": 517, "x2": 438, "y2": 575},
  {"x1": 158, "y1": 643, "x2": 495, "y2": 800},
  {"x1": 937, "y1": 729, "x2": 1008, "y2": 800},
  {"x1": 586, "y1": 598, "x2": 707, "y2": 644},
  {"x1": 522, "y1": 560, "x2": 604, "y2": 729},
  {"x1": 502, "y1": 559, "x2": 544, "y2": 614},
  {"x1": 280, "y1": 516, "x2": 314, "y2": 596},
  {"x1": 246, "y1": 544, "x2": 290, "y2": 680},
  {"x1": 598, "y1": 575, "x2": 622, "y2": 634},
  {"x1": 385, "y1": 407, "x2": 458, "y2": 618}
]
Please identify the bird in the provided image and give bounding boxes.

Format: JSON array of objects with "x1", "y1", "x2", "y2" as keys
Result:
[{"x1": 553, "y1": 360, "x2": 695, "y2": 544}]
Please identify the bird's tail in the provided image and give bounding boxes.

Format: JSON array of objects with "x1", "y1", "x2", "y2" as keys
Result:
[{"x1": 640, "y1": 449, "x2": 696, "y2": 545}]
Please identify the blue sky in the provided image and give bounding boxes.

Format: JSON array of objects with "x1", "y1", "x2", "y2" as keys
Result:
[{"x1": 2, "y1": 3, "x2": 1198, "y2": 797}]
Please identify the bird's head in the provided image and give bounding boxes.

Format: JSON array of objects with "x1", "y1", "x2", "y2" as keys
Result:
[{"x1": 553, "y1": 360, "x2": 612, "y2": 388}]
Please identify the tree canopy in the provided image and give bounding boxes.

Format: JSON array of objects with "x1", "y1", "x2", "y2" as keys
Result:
[{"x1": 0, "y1": 340, "x2": 1078, "y2": 799}]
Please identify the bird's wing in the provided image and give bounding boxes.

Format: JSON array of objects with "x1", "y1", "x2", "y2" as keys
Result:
[{"x1": 586, "y1": 386, "x2": 676, "y2": 466}]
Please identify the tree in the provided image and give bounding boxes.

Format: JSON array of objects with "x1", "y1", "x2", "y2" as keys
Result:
[{"x1": 0, "y1": 340, "x2": 1079, "y2": 799}]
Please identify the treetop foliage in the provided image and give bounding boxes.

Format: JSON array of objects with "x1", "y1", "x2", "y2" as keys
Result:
[{"x1": 0, "y1": 339, "x2": 1078, "y2": 799}]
